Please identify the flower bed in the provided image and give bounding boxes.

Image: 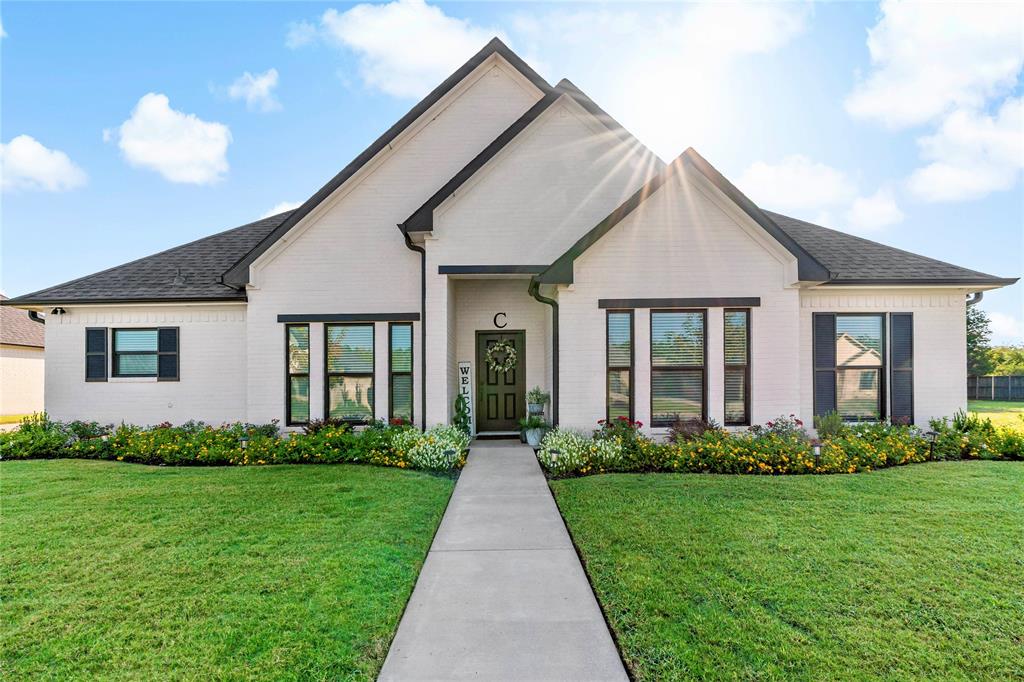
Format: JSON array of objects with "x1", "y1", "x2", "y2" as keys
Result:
[
  {"x1": 0, "y1": 414, "x2": 469, "y2": 472},
  {"x1": 537, "y1": 414, "x2": 1022, "y2": 478}
]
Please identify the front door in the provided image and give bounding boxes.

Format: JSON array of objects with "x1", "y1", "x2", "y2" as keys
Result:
[{"x1": 476, "y1": 330, "x2": 525, "y2": 432}]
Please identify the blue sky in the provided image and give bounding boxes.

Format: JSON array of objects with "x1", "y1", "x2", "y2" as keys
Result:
[{"x1": 2, "y1": 1, "x2": 1021, "y2": 343}]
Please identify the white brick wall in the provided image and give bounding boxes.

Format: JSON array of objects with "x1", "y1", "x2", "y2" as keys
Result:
[
  {"x1": 41, "y1": 304, "x2": 247, "y2": 425},
  {"x1": 1, "y1": 345, "x2": 44, "y2": 416}
]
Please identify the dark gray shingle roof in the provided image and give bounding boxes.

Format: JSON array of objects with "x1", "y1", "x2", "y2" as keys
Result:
[
  {"x1": 4, "y1": 212, "x2": 293, "y2": 305},
  {"x1": 766, "y1": 211, "x2": 1017, "y2": 286},
  {"x1": 0, "y1": 296, "x2": 45, "y2": 347}
]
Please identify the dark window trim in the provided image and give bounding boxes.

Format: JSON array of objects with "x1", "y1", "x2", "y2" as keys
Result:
[
  {"x1": 388, "y1": 322, "x2": 414, "y2": 423},
  {"x1": 277, "y1": 312, "x2": 418, "y2": 323},
  {"x1": 285, "y1": 323, "x2": 310, "y2": 426},
  {"x1": 889, "y1": 312, "x2": 914, "y2": 425},
  {"x1": 324, "y1": 322, "x2": 376, "y2": 424},
  {"x1": 111, "y1": 327, "x2": 179, "y2": 380},
  {"x1": 85, "y1": 327, "x2": 107, "y2": 382},
  {"x1": 816, "y1": 312, "x2": 887, "y2": 422},
  {"x1": 437, "y1": 265, "x2": 548, "y2": 275},
  {"x1": 605, "y1": 309, "x2": 634, "y2": 423},
  {"x1": 650, "y1": 309, "x2": 708, "y2": 427},
  {"x1": 723, "y1": 308, "x2": 751, "y2": 426},
  {"x1": 600, "y1": 297, "x2": 760, "y2": 309}
]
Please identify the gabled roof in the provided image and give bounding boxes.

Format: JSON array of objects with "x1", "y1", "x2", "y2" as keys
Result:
[
  {"x1": 221, "y1": 37, "x2": 550, "y2": 287},
  {"x1": 0, "y1": 296, "x2": 44, "y2": 347},
  {"x1": 399, "y1": 78, "x2": 661, "y2": 234},
  {"x1": 4, "y1": 212, "x2": 293, "y2": 306},
  {"x1": 536, "y1": 148, "x2": 1018, "y2": 288}
]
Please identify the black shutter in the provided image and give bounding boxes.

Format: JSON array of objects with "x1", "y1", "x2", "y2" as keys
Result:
[
  {"x1": 85, "y1": 328, "x2": 107, "y2": 382},
  {"x1": 813, "y1": 313, "x2": 836, "y2": 416},
  {"x1": 890, "y1": 313, "x2": 913, "y2": 424},
  {"x1": 157, "y1": 327, "x2": 179, "y2": 381}
]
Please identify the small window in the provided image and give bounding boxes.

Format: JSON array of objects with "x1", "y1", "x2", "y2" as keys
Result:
[
  {"x1": 85, "y1": 328, "x2": 108, "y2": 382},
  {"x1": 835, "y1": 314, "x2": 885, "y2": 420},
  {"x1": 606, "y1": 311, "x2": 633, "y2": 421},
  {"x1": 651, "y1": 311, "x2": 705, "y2": 426},
  {"x1": 389, "y1": 323, "x2": 413, "y2": 423},
  {"x1": 724, "y1": 309, "x2": 750, "y2": 425},
  {"x1": 286, "y1": 324, "x2": 310, "y2": 425},
  {"x1": 112, "y1": 328, "x2": 178, "y2": 380},
  {"x1": 326, "y1": 324, "x2": 374, "y2": 423}
]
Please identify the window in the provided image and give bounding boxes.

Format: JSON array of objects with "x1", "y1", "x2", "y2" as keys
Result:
[
  {"x1": 651, "y1": 311, "x2": 705, "y2": 426},
  {"x1": 835, "y1": 315, "x2": 884, "y2": 420},
  {"x1": 724, "y1": 309, "x2": 750, "y2": 425},
  {"x1": 286, "y1": 324, "x2": 309, "y2": 425},
  {"x1": 85, "y1": 328, "x2": 107, "y2": 382},
  {"x1": 606, "y1": 311, "x2": 633, "y2": 421},
  {"x1": 326, "y1": 324, "x2": 374, "y2": 422},
  {"x1": 389, "y1": 323, "x2": 413, "y2": 423},
  {"x1": 112, "y1": 328, "x2": 178, "y2": 380}
]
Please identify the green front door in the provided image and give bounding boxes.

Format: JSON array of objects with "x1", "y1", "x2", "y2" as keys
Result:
[{"x1": 476, "y1": 330, "x2": 525, "y2": 432}]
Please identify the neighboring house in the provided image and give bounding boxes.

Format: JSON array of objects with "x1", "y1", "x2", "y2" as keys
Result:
[
  {"x1": 1, "y1": 295, "x2": 45, "y2": 417},
  {"x1": 3, "y1": 39, "x2": 1017, "y2": 434}
]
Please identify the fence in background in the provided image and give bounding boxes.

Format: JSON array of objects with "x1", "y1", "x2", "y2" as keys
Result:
[{"x1": 968, "y1": 375, "x2": 1024, "y2": 401}]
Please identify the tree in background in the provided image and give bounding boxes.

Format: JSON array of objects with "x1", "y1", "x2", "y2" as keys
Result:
[
  {"x1": 967, "y1": 306, "x2": 993, "y2": 376},
  {"x1": 988, "y1": 345, "x2": 1024, "y2": 375}
]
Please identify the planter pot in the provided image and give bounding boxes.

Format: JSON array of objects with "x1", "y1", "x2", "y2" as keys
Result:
[
  {"x1": 527, "y1": 403, "x2": 545, "y2": 416},
  {"x1": 525, "y1": 428, "x2": 544, "y2": 448}
]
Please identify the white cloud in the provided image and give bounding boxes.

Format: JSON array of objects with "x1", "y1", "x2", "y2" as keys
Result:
[
  {"x1": 0, "y1": 18, "x2": 6, "y2": 38},
  {"x1": 286, "y1": 20, "x2": 318, "y2": 49},
  {"x1": 0, "y1": 135, "x2": 87, "y2": 192},
  {"x1": 261, "y1": 201, "x2": 303, "y2": 218},
  {"x1": 845, "y1": 1, "x2": 1024, "y2": 129},
  {"x1": 990, "y1": 311, "x2": 1024, "y2": 344},
  {"x1": 317, "y1": 0, "x2": 501, "y2": 98},
  {"x1": 116, "y1": 93, "x2": 231, "y2": 184},
  {"x1": 907, "y1": 97, "x2": 1024, "y2": 202},
  {"x1": 737, "y1": 155, "x2": 856, "y2": 212},
  {"x1": 227, "y1": 68, "x2": 281, "y2": 112},
  {"x1": 844, "y1": 188, "x2": 905, "y2": 232}
]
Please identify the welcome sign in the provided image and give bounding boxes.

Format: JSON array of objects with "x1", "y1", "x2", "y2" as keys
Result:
[{"x1": 458, "y1": 361, "x2": 474, "y2": 436}]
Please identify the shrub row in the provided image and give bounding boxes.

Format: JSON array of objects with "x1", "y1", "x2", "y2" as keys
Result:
[
  {"x1": 537, "y1": 414, "x2": 1023, "y2": 478},
  {"x1": 0, "y1": 415, "x2": 470, "y2": 472}
]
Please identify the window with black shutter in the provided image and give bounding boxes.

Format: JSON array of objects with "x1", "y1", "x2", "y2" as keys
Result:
[
  {"x1": 112, "y1": 327, "x2": 178, "y2": 380},
  {"x1": 890, "y1": 313, "x2": 914, "y2": 424},
  {"x1": 724, "y1": 309, "x2": 750, "y2": 425},
  {"x1": 814, "y1": 313, "x2": 887, "y2": 422},
  {"x1": 85, "y1": 328, "x2": 107, "y2": 382},
  {"x1": 651, "y1": 310, "x2": 706, "y2": 426}
]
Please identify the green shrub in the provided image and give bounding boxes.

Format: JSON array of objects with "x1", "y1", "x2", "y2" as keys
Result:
[
  {"x1": 813, "y1": 411, "x2": 846, "y2": 440},
  {"x1": 453, "y1": 394, "x2": 472, "y2": 437}
]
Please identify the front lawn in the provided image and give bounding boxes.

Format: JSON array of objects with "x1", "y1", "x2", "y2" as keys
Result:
[
  {"x1": 552, "y1": 462, "x2": 1024, "y2": 680},
  {"x1": 1, "y1": 460, "x2": 454, "y2": 680},
  {"x1": 970, "y1": 399, "x2": 1024, "y2": 429}
]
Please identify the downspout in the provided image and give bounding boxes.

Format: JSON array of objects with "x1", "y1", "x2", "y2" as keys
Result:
[
  {"x1": 402, "y1": 229, "x2": 427, "y2": 431},
  {"x1": 28, "y1": 311, "x2": 46, "y2": 324},
  {"x1": 528, "y1": 279, "x2": 558, "y2": 426},
  {"x1": 966, "y1": 291, "x2": 984, "y2": 306}
]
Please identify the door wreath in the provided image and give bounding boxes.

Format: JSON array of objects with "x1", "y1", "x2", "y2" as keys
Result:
[{"x1": 485, "y1": 340, "x2": 518, "y2": 373}]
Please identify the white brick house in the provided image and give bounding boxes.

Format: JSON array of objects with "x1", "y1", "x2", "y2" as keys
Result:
[{"x1": 4, "y1": 39, "x2": 1016, "y2": 434}]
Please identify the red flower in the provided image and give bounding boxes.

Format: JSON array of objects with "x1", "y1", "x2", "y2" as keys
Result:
[{"x1": 597, "y1": 419, "x2": 606, "y2": 424}]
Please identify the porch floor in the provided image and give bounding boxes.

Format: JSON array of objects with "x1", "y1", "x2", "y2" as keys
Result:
[{"x1": 378, "y1": 440, "x2": 626, "y2": 681}]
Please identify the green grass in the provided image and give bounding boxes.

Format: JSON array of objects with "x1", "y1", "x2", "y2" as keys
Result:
[
  {"x1": 552, "y1": 462, "x2": 1024, "y2": 680},
  {"x1": 969, "y1": 399, "x2": 1024, "y2": 428},
  {"x1": 1, "y1": 460, "x2": 455, "y2": 680}
]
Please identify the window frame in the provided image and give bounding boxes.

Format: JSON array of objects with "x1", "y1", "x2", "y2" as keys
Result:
[
  {"x1": 324, "y1": 322, "x2": 376, "y2": 424},
  {"x1": 285, "y1": 323, "x2": 310, "y2": 426},
  {"x1": 723, "y1": 308, "x2": 751, "y2": 426},
  {"x1": 649, "y1": 309, "x2": 708, "y2": 427},
  {"x1": 605, "y1": 309, "x2": 635, "y2": 423},
  {"x1": 388, "y1": 322, "x2": 414, "y2": 424},
  {"x1": 111, "y1": 327, "x2": 178, "y2": 380},
  {"x1": 832, "y1": 312, "x2": 887, "y2": 422}
]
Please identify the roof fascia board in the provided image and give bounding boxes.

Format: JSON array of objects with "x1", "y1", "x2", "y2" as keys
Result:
[
  {"x1": 1, "y1": 298, "x2": 247, "y2": 309},
  {"x1": 819, "y1": 279, "x2": 1019, "y2": 288},
  {"x1": 223, "y1": 38, "x2": 551, "y2": 287}
]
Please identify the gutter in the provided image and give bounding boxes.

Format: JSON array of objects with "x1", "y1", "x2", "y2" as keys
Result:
[
  {"x1": 967, "y1": 291, "x2": 984, "y2": 307},
  {"x1": 28, "y1": 311, "x2": 45, "y2": 324},
  {"x1": 528, "y1": 279, "x2": 558, "y2": 426},
  {"x1": 402, "y1": 229, "x2": 428, "y2": 431}
]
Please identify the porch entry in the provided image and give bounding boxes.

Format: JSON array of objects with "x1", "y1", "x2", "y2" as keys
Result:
[{"x1": 475, "y1": 330, "x2": 525, "y2": 432}]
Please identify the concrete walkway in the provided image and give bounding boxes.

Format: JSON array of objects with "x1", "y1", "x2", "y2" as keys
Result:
[{"x1": 379, "y1": 440, "x2": 627, "y2": 681}]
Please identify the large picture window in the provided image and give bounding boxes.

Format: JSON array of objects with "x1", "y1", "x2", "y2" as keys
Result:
[
  {"x1": 724, "y1": 309, "x2": 750, "y2": 425},
  {"x1": 606, "y1": 310, "x2": 633, "y2": 421},
  {"x1": 286, "y1": 324, "x2": 309, "y2": 425},
  {"x1": 651, "y1": 311, "x2": 706, "y2": 426},
  {"x1": 112, "y1": 328, "x2": 178, "y2": 380},
  {"x1": 389, "y1": 323, "x2": 413, "y2": 423},
  {"x1": 326, "y1": 324, "x2": 374, "y2": 423}
]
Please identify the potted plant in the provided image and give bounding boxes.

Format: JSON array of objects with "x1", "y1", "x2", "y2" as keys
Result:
[
  {"x1": 526, "y1": 386, "x2": 550, "y2": 416},
  {"x1": 519, "y1": 415, "x2": 549, "y2": 447}
]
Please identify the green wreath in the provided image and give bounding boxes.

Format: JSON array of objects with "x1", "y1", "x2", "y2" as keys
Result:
[{"x1": 485, "y1": 340, "x2": 518, "y2": 373}]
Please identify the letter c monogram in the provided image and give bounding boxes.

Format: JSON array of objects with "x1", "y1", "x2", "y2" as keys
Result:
[{"x1": 493, "y1": 312, "x2": 508, "y2": 328}]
